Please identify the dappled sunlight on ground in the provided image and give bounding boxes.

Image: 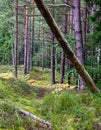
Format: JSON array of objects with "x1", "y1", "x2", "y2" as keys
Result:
[
  {"x1": 0, "y1": 66, "x2": 101, "y2": 130},
  {"x1": 27, "y1": 75, "x2": 74, "y2": 90},
  {"x1": 0, "y1": 65, "x2": 75, "y2": 91},
  {"x1": 0, "y1": 66, "x2": 75, "y2": 97},
  {"x1": 0, "y1": 72, "x2": 75, "y2": 92},
  {"x1": 0, "y1": 73, "x2": 14, "y2": 79}
]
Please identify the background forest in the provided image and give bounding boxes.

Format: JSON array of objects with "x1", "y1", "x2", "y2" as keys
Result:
[{"x1": 0, "y1": 0, "x2": 101, "y2": 130}]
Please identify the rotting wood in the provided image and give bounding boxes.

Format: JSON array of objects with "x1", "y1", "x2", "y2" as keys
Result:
[{"x1": 19, "y1": 109, "x2": 52, "y2": 129}]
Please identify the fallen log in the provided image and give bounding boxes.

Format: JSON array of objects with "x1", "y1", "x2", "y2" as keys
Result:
[{"x1": 19, "y1": 109, "x2": 52, "y2": 129}]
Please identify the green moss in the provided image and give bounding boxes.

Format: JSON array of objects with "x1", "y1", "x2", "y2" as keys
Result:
[
  {"x1": 0, "y1": 100, "x2": 43, "y2": 130},
  {"x1": 42, "y1": 91, "x2": 101, "y2": 130},
  {"x1": 0, "y1": 66, "x2": 101, "y2": 130}
]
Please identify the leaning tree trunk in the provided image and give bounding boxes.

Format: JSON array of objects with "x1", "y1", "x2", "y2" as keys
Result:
[
  {"x1": 73, "y1": 0, "x2": 85, "y2": 90},
  {"x1": 34, "y1": 0, "x2": 100, "y2": 93}
]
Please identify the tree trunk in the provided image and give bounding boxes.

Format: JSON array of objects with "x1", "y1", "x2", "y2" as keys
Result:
[
  {"x1": 55, "y1": 48, "x2": 58, "y2": 71},
  {"x1": 59, "y1": 9, "x2": 68, "y2": 83},
  {"x1": 24, "y1": 0, "x2": 29, "y2": 74},
  {"x1": 37, "y1": 25, "x2": 41, "y2": 67},
  {"x1": 59, "y1": 51, "x2": 65, "y2": 83},
  {"x1": 51, "y1": 34, "x2": 55, "y2": 84},
  {"x1": 51, "y1": 0, "x2": 55, "y2": 85},
  {"x1": 30, "y1": 0, "x2": 35, "y2": 71},
  {"x1": 73, "y1": 0, "x2": 85, "y2": 90},
  {"x1": 70, "y1": 7, "x2": 73, "y2": 34},
  {"x1": 14, "y1": 0, "x2": 18, "y2": 77},
  {"x1": 34, "y1": 0, "x2": 100, "y2": 93},
  {"x1": 83, "y1": 1, "x2": 87, "y2": 62},
  {"x1": 12, "y1": 39, "x2": 15, "y2": 66},
  {"x1": 42, "y1": 27, "x2": 44, "y2": 70}
]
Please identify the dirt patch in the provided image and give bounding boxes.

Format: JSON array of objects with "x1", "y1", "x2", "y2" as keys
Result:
[{"x1": 36, "y1": 87, "x2": 53, "y2": 97}]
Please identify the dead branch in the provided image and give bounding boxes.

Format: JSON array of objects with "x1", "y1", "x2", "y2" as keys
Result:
[{"x1": 19, "y1": 109, "x2": 52, "y2": 130}]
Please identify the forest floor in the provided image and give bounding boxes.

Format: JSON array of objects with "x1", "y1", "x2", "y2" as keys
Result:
[{"x1": 0, "y1": 65, "x2": 101, "y2": 130}]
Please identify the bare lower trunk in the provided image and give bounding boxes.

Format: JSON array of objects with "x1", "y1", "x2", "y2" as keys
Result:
[
  {"x1": 73, "y1": 0, "x2": 85, "y2": 90},
  {"x1": 30, "y1": 0, "x2": 35, "y2": 71},
  {"x1": 51, "y1": 34, "x2": 55, "y2": 84},
  {"x1": 24, "y1": 0, "x2": 29, "y2": 74},
  {"x1": 34, "y1": 0, "x2": 100, "y2": 93},
  {"x1": 55, "y1": 48, "x2": 58, "y2": 71},
  {"x1": 51, "y1": 0, "x2": 55, "y2": 84},
  {"x1": 59, "y1": 51, "x2": 65, "y2": 83},
  {"x1": 59, "y1": 8, "x2": 68, "y2": 84},
  {"x1": 14, "y1": 0, "x2": 18, "y2": 77},
  {"x1": 42, "y1": 27, "x2": 44, "y2": 70}
]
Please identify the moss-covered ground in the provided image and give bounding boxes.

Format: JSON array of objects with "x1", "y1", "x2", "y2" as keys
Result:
[{"x1": 0, "y1": 65, "x2": 101, "y2": 130}]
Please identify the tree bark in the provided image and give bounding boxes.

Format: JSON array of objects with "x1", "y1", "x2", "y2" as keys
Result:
[
  {"x1": 73, "y1": 0, "x2": 85, "y2": 90},
  {"x1": 14, "y1": 0, "x2": 18, "y2": 77},
  {"x1": 51, "y1": 34, "x2": 55, "y2": 84},
  {"x1": 59, "y1": 11, "x2": 68, "y2": 83},
  {"x1": 19, "y1": 109, "x2": 52, "y2": 129},
  {"x1": 51, "y1": 0, "x2": 55, "y2": 85},
  {"x1": 42, "y1": 27, "x2": 44, "y2": 70},
  {"x1": 59, "y1": 51, "x2": 65, "y2": 84},
  {"x1": 34, "y1": 0, "x2": 100, "y2": 93},
  {"x1": 30, "y1": 0, "x2": 35, "y2": 71},
  {"x1": 83, "y1": 1, "x2": 87, "y2": 62},
  {"x1": 24, "y1": 0, "x2": 29, "y2": 74},
  {"x1": 59, "y1": 0, "x2": 69, "y2": 84}
]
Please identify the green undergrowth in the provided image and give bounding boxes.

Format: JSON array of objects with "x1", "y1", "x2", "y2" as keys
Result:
[
  {"x1": 0, "y1": 65, "x2": 101, "y2": 130},
  {"x1": 0, "y1": 72, "x2": 46, "y2": 129},
  {"x1": 42, "y1": 91, "x2": 101, "y2": 130},
  {"x1": 0, "y1": 100, "x2": 45, "y2": 130},
  {"x1": 0, "y1": 77, "x2": 42, "y2": 114}
]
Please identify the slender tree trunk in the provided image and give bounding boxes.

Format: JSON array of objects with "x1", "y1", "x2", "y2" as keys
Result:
[
  {"x1": 51, "y1": 0, "x2": 55, "y2": 84},
  {"x1": 11, "y1": 35, "x2": 15, "y2": 66},
  {"x1": 70, "y1": 7, "x2": 73, "y2": 34},
  {"x1": 42, "y1": 27, "x2": 44, "y2": 70},
  {"x1": 24, "y1": 0, "x2": 29, "y2": 74},
  {"x1": 34, "y1": 0, "x2": 100, "y2": 93},
  {"x1": 51, "y1": 34, "x2": 55, "y2": 84},
  {"x1": 59, "y1": 51, "x2": 65, "y2": 83},
  {"x1": 83, "y1": 1, "x2": 87, "y2": 62},
  {"x1": 14, "y1": 0, "x2": 18, "y2": 77},
  {"x1": 28, "y1": 11, "x2": 31, "y2": 72},
  {"x1": 59, "y1": 9, "x2": 68, "y2": 83},
  {"x1": 73, "y1": 0, "x2": 85, "y2": 90},
  {"x1": 37, "y1": 25, "x2": 41, "y2": 67},
  {"x1": 55, "y1": 48, "x2": 58, "y2": 71},
  {"x1": 86, "y1": 7, "x2": 90, "y2": 63},
  {"x1": 90, "y1": 3, "x2": 96, "y2": 79},
  {"x1": 30, "y1": 0, "x2": 35, "y2": 71}
]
